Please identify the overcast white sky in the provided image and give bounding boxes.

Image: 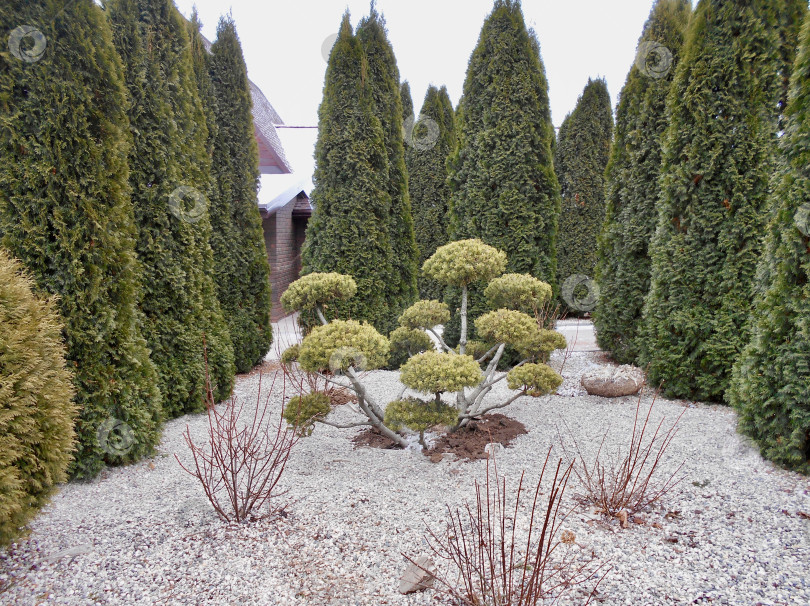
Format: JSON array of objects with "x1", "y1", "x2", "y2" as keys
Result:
[{"x1": 174, "y1": 1, "x2": 702, "y2": 127}]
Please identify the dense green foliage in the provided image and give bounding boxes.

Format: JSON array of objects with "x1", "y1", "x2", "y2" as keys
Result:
[
  {"x1": 303, "y1": 14, "x2": 398, "y2": 332},
  {"x1": 107, "y1": 0, "x2": 235, "y2": 414},
  {"x1": 422, "y1": 239, "x2": 507, "y2": 287},
  {"x1": 506, "y1": 363, "x2": 563, "y2": 397},
  {"x1": 400, "y1": 81, "x2": 414, "y2": 122},
  {"x1": 408, "y1": 86, "x2": 457, "y2": 300},
  {"x1": 283, "y1": 392, "x2": 331, "y2": 436},
  {"x1": 0, "y1": 250, "x2": 77, "y2": 545},
  {"x1": 399, "y1": 300, "x2": 451, "y2": 330},
  {"x1": 384, "y1": 397, "x2": 458, "y2": 436},
  {"x1": 356, "y1": 7, "x2": 419, "y2": 321},
  {"x1": 0, "y1": 0, "x2": 162, "y2": 477},
  {"x1": 484, "y1": 273, "x2": 553, "y2": 314},
  {"x1": 388, "y1": 327, "x2": 434, "y2": 368},
  {"x1": 727, "y1": 11, "x2": 810, "y2": 473},
  {"x1": 639, "y1": 0, "x2": 804, "y2": 401},
  {"x1": 297, "y1": 320, "x2": 390, "y2": 373},
  {"x1": 281, "y1": 272, "x2": 357, "y2": 313},
  {"x1": 594, "y1": 0, "x2": 692, "y2": 364},
  {"x1": 205, "y1": 16, "x2": 274, "y2": 373},
  {"x1": 446, "y1": 0, "x2": 558, "y2": 344},
  {"x1": 554, "y1": 78, "x2": 613, "y2": 313},
  {"x1": 399, "y1": 351, "x2": 482, "y2": 395}
]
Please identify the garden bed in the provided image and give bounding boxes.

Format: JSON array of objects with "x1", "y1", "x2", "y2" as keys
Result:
[{"x1": 1, "y1": 349, "x2": 808, "y2": 605}]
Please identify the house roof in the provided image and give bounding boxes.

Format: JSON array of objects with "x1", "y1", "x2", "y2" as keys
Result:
[
  {"x1": 198, "y1": 33, "x2": 293, "y2": 174},
  {"x1": 257, "y1": 173, "x2": 312, "y2": 214},
  {"x1": 250, "y1": 83, "x2": 293, "y2": 174}
]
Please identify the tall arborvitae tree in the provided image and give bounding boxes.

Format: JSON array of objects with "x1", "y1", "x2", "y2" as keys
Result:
[
  {"x1": 594, "y1": 0, "x2": 691, "y2": 363},
  {"x1": 207, "y1": 16, "x2": 273, "y2": 373},
  {"x1": 727, "y1": 11, "x2": 810, "y2": 474},
  {"x1": 401, "y1": 80, "x2": 414, "y2": 123},
  {"x1": 409, "y1": 85, "x2": 457, "y2": 300},
  {"x1": 356, "y1": 6, "x2": 419, "y2": 326},
  {"x1": 446, "y1": 0, "x2": 559, "y2": 343},
  {"x1": 0, "y1": 0, "x2": 161, "y2": 477},
  {"x1": 640, "y1": 0, "x2": 804, "y2": 402},
  {"x1": 302, "y1": 13, "x2": 395, "y2": 331},
  {"x1": 107, "y1": 0, "x2": 235, "y2": 416},
  {"x1": 554, "y1": 78, "x2": 613, "y2": 313}
]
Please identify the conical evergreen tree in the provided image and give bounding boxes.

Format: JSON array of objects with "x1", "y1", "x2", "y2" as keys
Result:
[
  {"x1": 356, "y1": 6, "x2": 419, "y2": 326},
  {"x1": 401, "y1": 80, "x2": 414, "y2": 123},
  {"x1": 593, "y1": 0, "x2": 691, "y2": 363},
  {"x1": 446, "y1": 0, "x2": 558, "y2": 343},
  {"x1": 302, "y1": 14, "x2": 395, "y2": 331},
  {"x1": 409, "y1": 85, "x2": 457, "y2": 300},
  {"x1": 554, "y1": 78, "x2": 613, "y2": 314},
  {"x1": 0, "y1": 0, "x2": 161, "y2": 477},
  {"x1": 207, "y1": 16, "x2": 274, "y2": 373},
  {"x1": 727, "y1": 10, "x2": 810, "y2": 474},
  {"x1": 640, "y1": 0, "x2": 804, "y2": 402},
  {"x1": 107, "y1": 0, "x2": 235, "y2": 415}
]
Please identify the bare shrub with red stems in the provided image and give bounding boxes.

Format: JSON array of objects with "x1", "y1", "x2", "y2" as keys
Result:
[
  {"x1": 559, "y1": 389, "x2": 685, "y2": 524},
  {"x1": 176, "y1": 370, "x2": 297, "y2": 524},
  {"x1": 417, "y1": 447, "x2": 608, "y2": 605}
]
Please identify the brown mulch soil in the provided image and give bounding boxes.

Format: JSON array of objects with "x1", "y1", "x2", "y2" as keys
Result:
[
  {"x1": 351, "y1": 413, "x2": 528, "y2": 462},
  {"x1": 351, "y1": 427, "x2": 403, "y2": 450}
]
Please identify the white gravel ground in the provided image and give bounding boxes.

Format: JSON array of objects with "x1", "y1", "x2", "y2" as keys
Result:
[{"x1": 1, "y1": 349, "x2": 809, "y2": 605}]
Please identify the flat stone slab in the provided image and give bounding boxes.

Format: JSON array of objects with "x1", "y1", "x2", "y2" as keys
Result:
[{"x1": 399, "y1": 555, "x2": 435, "y2": 594}]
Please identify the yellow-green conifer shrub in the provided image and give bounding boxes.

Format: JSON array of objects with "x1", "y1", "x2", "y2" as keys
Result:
[{"x1": 0, "y1": 250, "x2": 77, "y2": 545}]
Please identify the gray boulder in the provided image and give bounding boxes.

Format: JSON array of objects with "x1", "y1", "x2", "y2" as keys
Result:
[{"x1": 581, "y1": 365, "x2": 645, "y2": 397}]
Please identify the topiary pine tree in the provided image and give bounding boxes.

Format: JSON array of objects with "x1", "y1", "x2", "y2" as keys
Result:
[
  {"x1": 409, "y1": 85, "x2": 457, "y2": 301},
  {"x1": 207, "y1": 15, "x2": 274, "y2": 373},
  {"x1": 593, "y1": 0, "x2": 691, "y2": 364},
  {"x1": 0, "y1": 0, "x2": 163, "y2": 478},
  {"x1": 446, "y1": 0, "x2": 559, "y2": 345},
  {"x1": 302, "y1": 13, "x2": 396, "y2": 332},
  {"x1": 356, "y1": 5, "x2": 419, "y2": 322},
  {"x1": 726, "y1": 9, "x2": 810, "y2": 474},
  {"x1": 107, "y1": 0, "x2": 235, "y2": 416},
  {"x1": 639, "y1": 0, "x2": 804, "y2": 402},
  {"x1": 554, "y1": 78, "x2": 613, "y2": 315}
]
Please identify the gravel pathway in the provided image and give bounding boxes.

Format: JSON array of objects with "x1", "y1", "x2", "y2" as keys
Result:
[{"x1": 1, "y1": 350, "x2": 808, "y2": 605}]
